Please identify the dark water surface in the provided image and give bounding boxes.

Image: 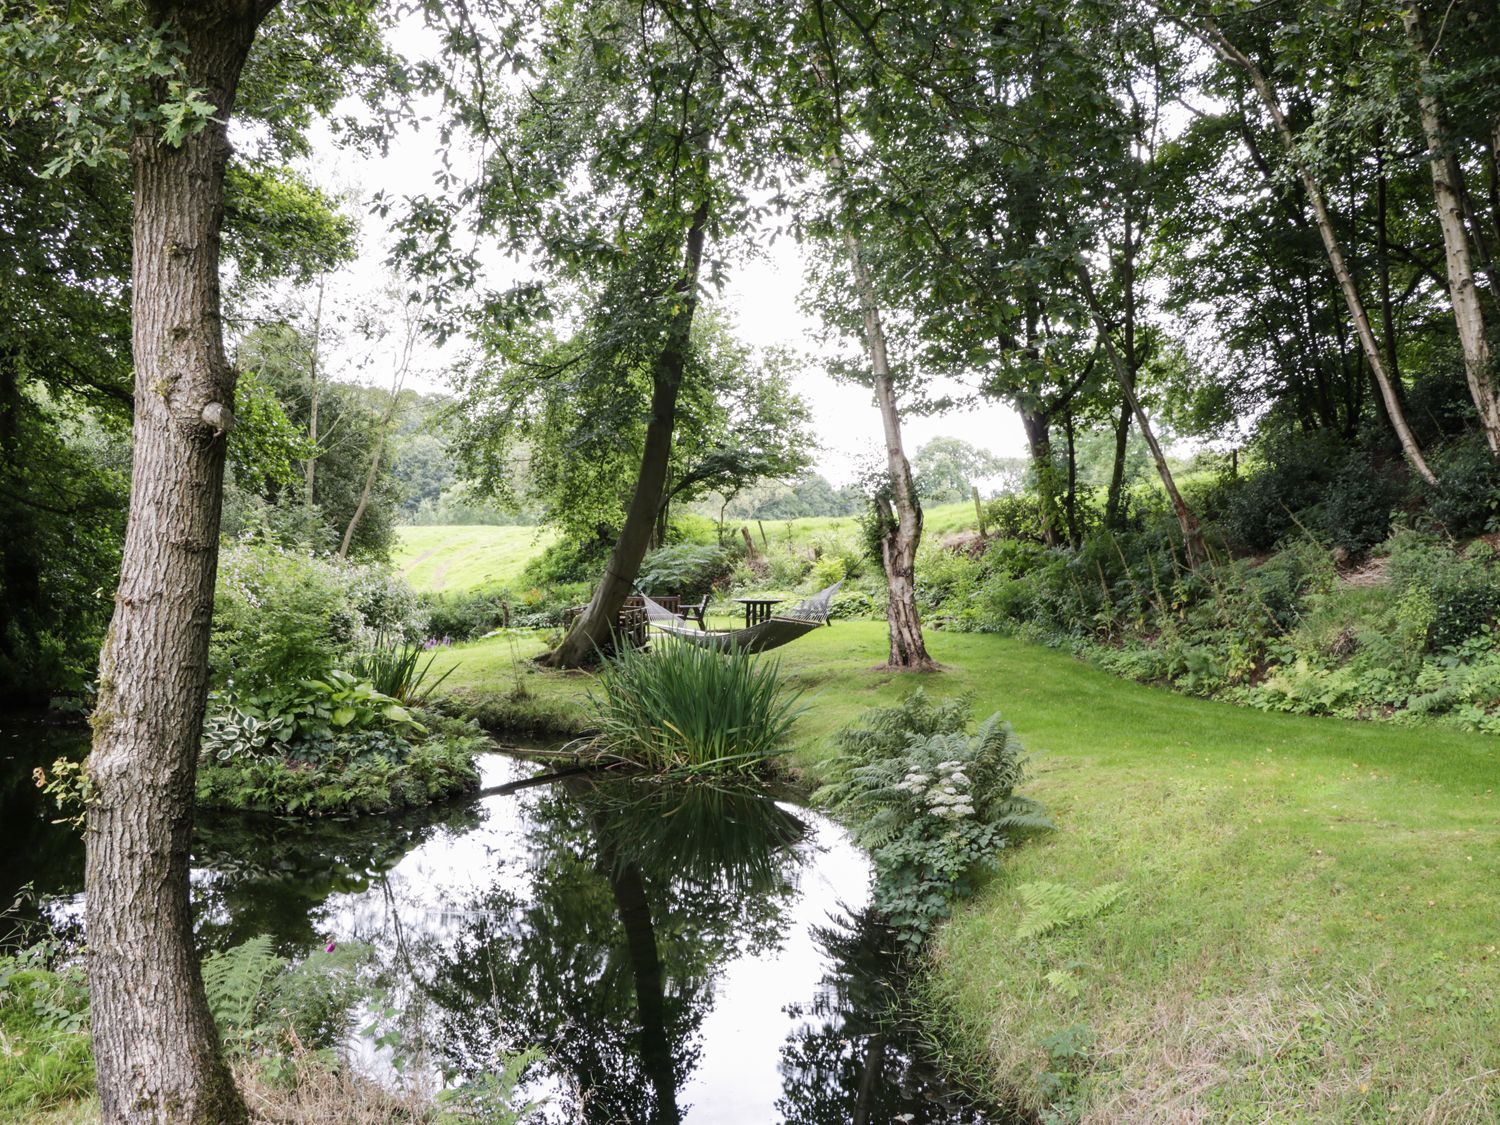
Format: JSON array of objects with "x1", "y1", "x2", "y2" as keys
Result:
[{"x1": 2, "y1": 716, "x2": 1011, "y2": 1123}]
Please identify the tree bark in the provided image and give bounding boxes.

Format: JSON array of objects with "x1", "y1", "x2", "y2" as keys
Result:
[
  {"x1": 1077, "y1": 264, "x2": 1205, "y2": 567},
  {"x1": 338, "y1": 317, "x2": 413, "y2": 560},
  {"x1": 1019, "y1": 408, "x2": 1063, "y2": 546},
  {"x1": 85, "y1": 3, "x2": 276, "y2": 1122},
  {"x1": 844, "y1": 228, "x2": 934, "y2": 670},
  {"x1": 1404, "y1": 7, "x2": 1500, "y2": 453},
  {"x1": 542, "y1": 197, "x2": 711, "y2": 669},
  {"x1": 1191, "y1": 15, "x2": 1438, "y2": 483},
  {"x1": 1105, "y1": 392, "x2": 1132, "y2": 529},
  {"x1": 304, "y1": 273, "x2": 326, "y2": 513}
]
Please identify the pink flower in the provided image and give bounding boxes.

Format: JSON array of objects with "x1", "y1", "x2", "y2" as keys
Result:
[{"x1": 325, "y1": 942, "x2": 336, "y2": 953}]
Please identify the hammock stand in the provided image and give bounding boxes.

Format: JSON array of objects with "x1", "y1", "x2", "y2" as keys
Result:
[{"x1": 638, "y1": 582, "x2": 842, "y2": 654}]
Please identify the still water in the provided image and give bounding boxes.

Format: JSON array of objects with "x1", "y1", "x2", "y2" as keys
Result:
[{"x1": 2, "y1": 717, "x2": 1008, "y2": 1123}]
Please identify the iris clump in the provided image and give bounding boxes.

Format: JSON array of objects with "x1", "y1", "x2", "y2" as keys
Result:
[{"x1": 584, "y1": 640, "x2": 805, "y2": 775}]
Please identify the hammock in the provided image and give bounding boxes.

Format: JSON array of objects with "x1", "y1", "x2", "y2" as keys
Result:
[{"x1": 639, "y1": 582, "x2": 842, "y2": 654}]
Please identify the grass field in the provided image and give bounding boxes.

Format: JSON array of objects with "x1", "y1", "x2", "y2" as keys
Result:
[
  {"x1": 429, "y1": 623, "x2": 1500, "y2": 1121},
  {"x1": 393, "y1": 500, "x2": 980, "y2": 596},
  {"x1": 392, "y1": 525, "x2": 558, "y2": 594},
  {"x1": 738, "y1": 498, "x2": 981, "y2": 549}
]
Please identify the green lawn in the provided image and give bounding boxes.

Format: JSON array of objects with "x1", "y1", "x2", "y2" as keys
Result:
[
  {"x1": 738, "y1": 499, "x2": 979, "y2": 550},
  {"x1": 392, "y1": 525, "x2": 558, "y2": 594},
  {"x1": 430, "y1": 622, "x2": 1500, "y2": 1120},
  {"x1": 393, "y1": 501, "x2": 981, "y2": 597}
]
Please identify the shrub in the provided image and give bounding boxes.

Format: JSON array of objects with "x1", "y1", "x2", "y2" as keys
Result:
[
  {"x1": 1422, "y1": 434, "x2": 1500, "y2": 538},
  {"x1": 522, "y1": 535, "x2": 610, "y2": 585},
  {"x1": 212, "y1": 541, "x2": 359, "y2": 691},
  {"x1": 982, "y1": 492, "x2": 1053, "y2": 544},
  {"x1": 196, "y1": 715, "x2": 484, "y2": 817},
  {"x1": 766, "y1": 550, "x2": 813, "y2": 588},
  {"x1": 1218, "y1": 432, "x2": 1338, "y2": 551},
  {"x1": 806, "y1": 554, "x2": 847, "y2": 591},
  {"x1": 422, "y1": 588, "x2": 511, "y2": 641},
  {"x1": 583, "y1": 641, "x2": 804, "y2": 774},
  {"x1": 1314, "y1": 451, "x2": 1401, "y2": 553},
  {"x1": 817, "y1": 691, "x2": 1049, "y2": 949},
  {"x1": 637, "y1": 542, "x2": 733, "y2": 598},
  {"x1": 1387, "y1": 532, "x2": 1500, "y2": 651}
]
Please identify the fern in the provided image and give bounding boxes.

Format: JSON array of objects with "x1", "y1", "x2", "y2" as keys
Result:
[
  {"x1": 1014, "y1": 881, "x2": 1126, "y2": 941},
  {"x1": 201, "y1": 935, "x2": 286, "y2": 1047},
  {"x1": 820, "y1": 691, "x2": 1052, "y2": 949},
  {"x1": 1044, "y1": 968, "x2": 1083, "y2": 999}
]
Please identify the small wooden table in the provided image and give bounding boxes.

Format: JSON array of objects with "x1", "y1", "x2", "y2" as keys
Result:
[{"x1": 733, "y1": 597, "x2": 783, "y2": 627}]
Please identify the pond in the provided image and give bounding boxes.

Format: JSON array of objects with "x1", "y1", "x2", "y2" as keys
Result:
[{"x1": 2, "y1": 717, "x2": 1016, "y2": 1123}]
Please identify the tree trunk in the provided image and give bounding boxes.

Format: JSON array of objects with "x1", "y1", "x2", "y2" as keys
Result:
[
  {"x1": 338, "y1": 418, "x2": 390, "y2": 559},
  {"x1": 1078, "y1": 264, "x2": 1205, "y2": 567},
  {"x1": 338, "y1": 330, "x2": 411, "y2": 560},
  {"x1": 843, "y1": 229, "x2": 934, "y2": 670},
  {"x1": 1374, "y1": 139, "x2": 1402, "y2": 435},
  {"x1": 542, "y1": 198, "x2": 710, "y2": 669},
  {"x1": 1192, "y1": 15, "x2": 1438, "y2": 483},
  {"x1": 1062, "y1": 408, "x2": 1080, "y2": 547},
  {"x1": 304, "y1": 272, "x2": 326, "y2": 514},
  {"x1": 1404, "y1": 7, "x2": 1500, "y2": 453},
  {"x1": 1105, "y1": 392, "x2": 1132, "y2": 529},
  {"x1": 1019, "y1": 408, "x2": 1063, "y2": 546},
  {"x1": 86, "y1": 4, "x2": 275, "y2": 1122}
]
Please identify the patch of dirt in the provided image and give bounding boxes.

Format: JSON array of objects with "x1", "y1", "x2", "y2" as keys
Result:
[
  {"x1": 940, "y1": 530, "x2": 988, "y2": 557},
  {"x1": 1338, "y1": 555, "x2": 1389, "y2": 587}
]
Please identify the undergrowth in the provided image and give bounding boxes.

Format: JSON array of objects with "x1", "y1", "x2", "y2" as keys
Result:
[{"x1": 817, "y1": 691, "x2": 1050, "y2": 949}]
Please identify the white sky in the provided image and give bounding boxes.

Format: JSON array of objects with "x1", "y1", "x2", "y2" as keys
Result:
[{"x1": 286, "y1": 29, "x2": 1028, "y2": 490}]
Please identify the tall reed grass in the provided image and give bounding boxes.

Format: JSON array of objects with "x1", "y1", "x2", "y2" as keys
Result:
[{"x1": 585, "y1": 640, "x2": 804, "y2": 774}]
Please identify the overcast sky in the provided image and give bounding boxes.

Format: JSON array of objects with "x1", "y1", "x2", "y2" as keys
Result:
[{"x1": 292, "y1": 52, "x2": 1028, "y2": 489}]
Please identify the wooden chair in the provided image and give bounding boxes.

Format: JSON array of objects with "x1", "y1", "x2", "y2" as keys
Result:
[{"x1": 677, "y1": 595, "x2": 709, "y2": 630}]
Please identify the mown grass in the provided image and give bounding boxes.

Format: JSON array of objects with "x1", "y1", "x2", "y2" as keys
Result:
[
  {"x1": 430, "y1": 622, "x2": 1500, "y2": 1120},
  {"x1": 393, "y1": 501, "x2": 982, "y2": 597},
  {"x1": 391, "y1": 525, "x2": 559, "y2": 594},
  {"x1": 736, "y1": 498, "x2": 979, "y2": 551}
]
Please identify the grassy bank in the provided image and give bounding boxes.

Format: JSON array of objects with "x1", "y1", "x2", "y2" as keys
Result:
[
  {"x1": 393, "y1": 525, "x2": 559, "y2": 594},
  {"x1": 392, "y1": 501, "x2": 981, "y2": 600},
  {"x1": 429, "y1": 623, "x2": 1500, "y2": 1120}
]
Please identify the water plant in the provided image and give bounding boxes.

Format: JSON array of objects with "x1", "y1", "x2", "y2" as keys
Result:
[
  {"x1": 583, "y1": 640, "x2": 805, "y2": 774},
  {"x1": 351, "y1": 638, "x2": 456, "y2": 705}
]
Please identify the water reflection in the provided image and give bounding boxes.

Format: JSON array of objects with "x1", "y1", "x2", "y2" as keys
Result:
[
  {"x1": 0, "y1": 735, "x2": 1010, "y2": 1122},
  {"x1": 420, "y1": 779, "x2": 806, "y2": 1123},
  {"x1": 778, "y1": 910, "x2": 991, "y2": 1124}
]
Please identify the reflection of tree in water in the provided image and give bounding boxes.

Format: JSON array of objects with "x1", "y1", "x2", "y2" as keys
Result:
[
  {"x1": 421, "y1": 778, "x2": 807, "y2": 1125},
  {"x1": 191, "y1": 802, "x2": 481, "y2": 954},
  {"x1": 777, "y1": 909, "x2": 1009, "y2": 1125}
]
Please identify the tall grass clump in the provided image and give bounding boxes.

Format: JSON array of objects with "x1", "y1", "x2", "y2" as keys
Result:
[{"x1": 585, "y1": 641, "x2": 805, "y2": 774}]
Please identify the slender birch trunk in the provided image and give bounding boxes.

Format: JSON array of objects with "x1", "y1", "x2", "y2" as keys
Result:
[
  {"x1": 843, "y1": 227, "x2": 934, "y2": 669},
  {"x1": 1078, "y1": 264, "x2": 1205, "y2": 566},
  {"x1": 1191, "y1": 15, "x2": 1438, "y2": 483},
  {"x1": 304, "y1": 273, "x2": 326, "y2": 512},
  {"x1": 1403, "y1": 7, "x2": 1500, "y2": 452}
]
